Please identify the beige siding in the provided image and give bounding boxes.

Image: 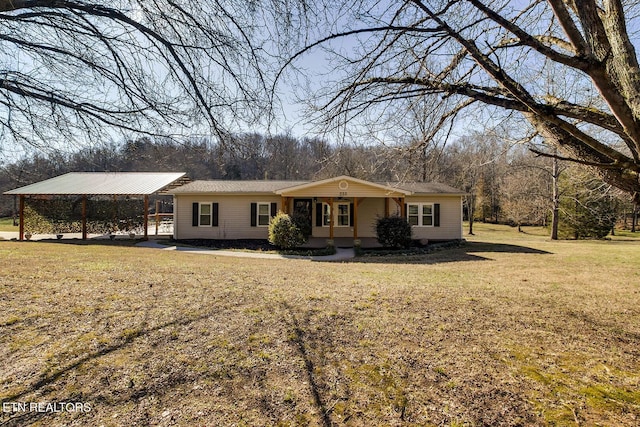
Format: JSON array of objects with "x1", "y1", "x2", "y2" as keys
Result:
[
  {"x1": 405, "y1": 195, "x2": 463, "y2": 241},
  {"x1": 174, "y1": 195, "x2": 280, "y2": 240},
  {"x1": 175, "y1": 193, "x2": 463, "y2": 241}
]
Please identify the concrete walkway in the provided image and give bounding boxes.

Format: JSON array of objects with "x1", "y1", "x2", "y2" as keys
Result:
[
  {"x1": 0, "y1": 231, "x2": 356, "y2": 261},
  {"x1": 135, "y1": 239, "x2": 355, "y2": 262}
]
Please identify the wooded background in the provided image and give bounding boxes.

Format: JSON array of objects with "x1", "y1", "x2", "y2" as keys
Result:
[{"x1": 1, "y1": 132, "x2": 635, "y2": 239}]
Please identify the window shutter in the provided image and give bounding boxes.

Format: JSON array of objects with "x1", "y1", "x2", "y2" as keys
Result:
[
  {"x1": 350, "y1": 203, "x2": 354, "y2": 226},
  {"x1": 192, "y1": 202, "x2": 199, "y2": 226},
  {"x1": 316, "y1": 203, "x2": 323, "y2": 227},
  {"x1": 434, "y1": 203, "x2": 441, "y2": 227},
  {"x1": 250, "y1": 203, "x2": 257, "y2": 227},
  {"x1": 270, "y1": 202, "x2": 277, "y2": 217},
  {"x1": 212, "y1": 203, "x2": 219, "y2": 227},
  {"x1": 404, "y1": 203, "x2": 407, "y2": 219}
]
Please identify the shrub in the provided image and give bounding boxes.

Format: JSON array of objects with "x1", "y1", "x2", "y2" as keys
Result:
[
  {"x1": 375, "y1": 215, "x2": 412, "y2": 248},
  {"x1": 268, "y1": 212, "x2": 305, "y2": 249},
  {"x1": 291, "y1": 210, "x2": 312, "y2": 240}
]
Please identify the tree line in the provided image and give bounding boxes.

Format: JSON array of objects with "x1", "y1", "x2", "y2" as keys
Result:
[{"x1": 1, "y1": 133, "x2": 636, "y2": 238}]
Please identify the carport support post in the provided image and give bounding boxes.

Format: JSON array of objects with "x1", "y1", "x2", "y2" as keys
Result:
[
  {"x1": 155, "y1": 199, "x2": 160, "y2": 235},
  {"x1": 144, "y1": 195, "x2": 149, "y2": 240},
  {"x1": 82, "y1": 196, "x2": 87, "y2": 240},
  {"x1": 18, "y1": 195, "x2": 24, "y2": 241}
]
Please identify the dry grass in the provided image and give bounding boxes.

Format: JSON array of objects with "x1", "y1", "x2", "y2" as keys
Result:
[
  {"x1": 1, "y1": 224, "x2": 639, "y2": 426},
  {"x1": 0, "y1": 217, "x2": 18, "y2": 232}
]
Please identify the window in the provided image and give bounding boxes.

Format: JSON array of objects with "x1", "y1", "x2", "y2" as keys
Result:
[
  {"x1": 323, "y1": 203, "x2": 331, "y2": 226},
  {"x1": 407, "y1": 203, "x2": 434, "y2": 227},
  {"x1": 407, "y1": 204, "x2": 419, "y2": 226},
  {"x1": 258, "y1": 203, "x2": 271, "y2": 226},
  {"x1": 321, "y1": 202, "x2": 351, "y2": 227},
  {"x1": 199, "y1": 203, "x2": 211, "y2": 226},
  {"x1": 192, "y1": 202, "x2": 218, "y2": 227},
  {"x1": 422, "y1": 204, "x2": 433, "y2": 226},
  {"x1": 336, "y1": 203, "x2": 350, "y2": 227}
]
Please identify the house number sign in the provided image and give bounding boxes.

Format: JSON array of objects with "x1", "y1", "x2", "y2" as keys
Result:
[{"x1": 338, "y1": 180, "x2": 348, "y2": 196}]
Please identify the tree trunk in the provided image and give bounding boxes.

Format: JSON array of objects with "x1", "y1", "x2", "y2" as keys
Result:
[
  {"x1": 467, "y1": 195, "x2": 475, "y2": 235},
  {"x1": 551, "y1": 156, "x2": 560, "y2": 240}
]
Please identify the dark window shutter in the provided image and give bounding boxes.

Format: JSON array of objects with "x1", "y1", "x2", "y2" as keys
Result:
[
  {"x1": 271, "y1": 202, "x2": 277, "y2": 217},
  {"x1": 250, "y1": 203, "x2": 257, "y2": 227},
  {"x1": 212, "y1": 203, "x2": 219, "y2": 227},
  {"x1": 404, "y1": 203, "x2": 407, "y2": 219},
  {"x1": 434, "y1": 203, "x2": 441, "y2": 227},
  {"x1": 192, "y1": 202, "x2": 199, "y2": 226},
  {"x1": 350, "y1": 203, "x2": 354, "y2": 226},
  {"x1": 316, "y1": 203, "x2": 323, "y2": 227}
]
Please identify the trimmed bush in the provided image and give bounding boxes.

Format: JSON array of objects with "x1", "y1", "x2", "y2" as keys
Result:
[
  {"x1": 291, "y1": 209, "x2": 312, "y2": 240},
  {"x1": 268, "y1": 211, "x2": 305, "y2": 249},
  {"x1": 375, "y1": 215, "x2": 412, "y2": 248}
]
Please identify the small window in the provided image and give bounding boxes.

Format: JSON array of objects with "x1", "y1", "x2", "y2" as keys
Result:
[
  {"x1": 322, "y1": 203, "x2": 331, "y2": 227},
  {"x1": 323, "y1": 203, "x2": 331, "y2": 226},
  {"x1": 337, "y1": 203, "x2": 350, "y2": 227},
  {"x1": 422, "y1": 204, "x2": 433, "y2": 226},
  {"x1": 407, "y1": 204, "x2": 419, "y2": 226},
  {"x1": 199, "y1": 203, "x2": 211, "y2": 226},
  {"x1": 258, "y1": 203, "x2": 270, "y2": 226}
]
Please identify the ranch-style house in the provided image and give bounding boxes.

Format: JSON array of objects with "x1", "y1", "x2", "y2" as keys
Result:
[{"x1": 169, "y1": 175, "x2": 464, "y2": 243}]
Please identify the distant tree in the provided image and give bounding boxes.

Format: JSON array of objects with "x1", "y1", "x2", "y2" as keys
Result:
[{"x1": 558, "y1": 167, "x2": 617, "y2": 239}]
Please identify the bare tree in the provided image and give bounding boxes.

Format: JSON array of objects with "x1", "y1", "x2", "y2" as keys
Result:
[
  {"x1": 281, "y1": 0, "x2": 640, "y2": 204},
  {"x1": 0, "y1": 0, "x2": 272, "y2": 154}
]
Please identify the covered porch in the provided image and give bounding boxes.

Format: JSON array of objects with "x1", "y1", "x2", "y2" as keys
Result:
[{"x1": 275, "y1": 176, "x2": 411, "y2": 245}]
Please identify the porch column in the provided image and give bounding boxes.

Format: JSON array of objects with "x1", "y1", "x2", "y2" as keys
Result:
[
  {"x1": 144, "y1": 195, "x2": 149, "y2": 240},
  {"x1": 328, "y1": 197, "x2": 334, "y2": 240},
  {"x1": 82, "y1": 195, "x2": 87, "y2": 240},
  {"x1": 155, "y1": 199, "x2": 161, "y2": 235},
  {"x1": 353, "y1": 197, "x2": 358, "y2": 240},
  {"x1": 400, "y1": 197, "x2": 406, "y2": 217},
  {"x1": 385, "y1": 197, "x2": 390, "y2": 217},
  {"x1": 281, "y1": 196, "x2": 288, "y2": 214},
  {"x1": 18, "y1": 195, "x2": 24, "y2": 241}
]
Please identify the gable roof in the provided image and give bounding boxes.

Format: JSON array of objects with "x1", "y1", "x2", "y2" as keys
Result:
[
  {"x1": 4, "y1": 172, "x2": 188, "y2": 196},
  {"x1": 273, "y1": 175, "x2": 412, "y2": 196}
]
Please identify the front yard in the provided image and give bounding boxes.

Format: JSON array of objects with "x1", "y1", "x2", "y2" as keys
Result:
[{"x1": 1, "y1": 224, "x2": 639, "y2": 426}]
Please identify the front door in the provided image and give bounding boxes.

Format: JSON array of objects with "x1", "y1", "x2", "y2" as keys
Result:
[{"x1": 293, "y1": 198, "x2": 312, "y2": 238}]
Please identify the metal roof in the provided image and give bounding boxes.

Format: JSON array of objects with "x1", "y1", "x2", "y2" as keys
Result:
[{"x1": 4, "y1": 172, "x2": 188, "y2": 196}]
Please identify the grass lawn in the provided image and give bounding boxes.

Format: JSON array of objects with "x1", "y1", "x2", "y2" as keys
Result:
[
  {"x1": 0, "y1": 217, "x2": 18, "y2": 232},
  {"x1": 0, "y1": 224, "x2": 639, "y2": 426}
]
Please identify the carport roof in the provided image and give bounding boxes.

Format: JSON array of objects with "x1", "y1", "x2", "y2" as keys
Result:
[{"x1": 4, "y1": 172, "x2": 188, "y2": 196}]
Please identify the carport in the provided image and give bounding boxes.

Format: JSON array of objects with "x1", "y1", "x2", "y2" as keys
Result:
[{"x1": 4, "y1": 172, "x2": 188, "y2": 241}]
